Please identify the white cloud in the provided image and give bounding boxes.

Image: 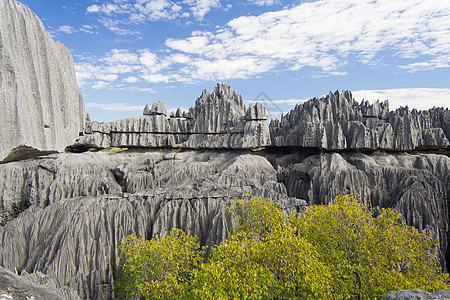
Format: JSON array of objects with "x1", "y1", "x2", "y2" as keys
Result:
[
  {"x1": 183, "y1": 0, "x2": 220, "y2": 19},
  {"x1": 97, "y1": 74, "x2": 119, "y2": 81},
  {"x1": 164, "y1": 0, "x2": 450, "y2": 77},
  {"x1": 86, "y1": 5, "x2": 101, "y2": 13},
  {"x1": 77, "y1": 0, "x2": 450, "y2": 88},
  {"x1": 248, "y1": 0, "x2": 278, "y2": 6},
  {"x1": 85, "y1": 102, "x2": 145, "y2": 111},
  {"x1": 123, "y1": 76, "x2": 139, "y2": 83},
  {"x1": 92, "y1": 81, "x2": 111, "y2": 89},
  {"x1": 80, "y1": 25, "x2": 98, "y2": 34},
  {"x1": 99, "y1": 18, "x2": 140, "y2": 35},
  {"x1": 57, "y1": 25, "x2": 76, "y2": 34},
  {"x1": 352, "y1": 88, "x2": 450, "y2": 110}
]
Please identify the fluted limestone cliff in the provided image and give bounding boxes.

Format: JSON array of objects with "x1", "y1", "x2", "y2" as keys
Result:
[
  {"x1": 273, "y1": 151, "x2": 450, "y2": 267},
  {"x1": 0, "y1": 0, "x2": 84, "y2": 162},
  {"x1": 0, "y1": 149, "x2": 304, "y2": 299},
  {"x1": 75, "y1": 83, "x2": 270, "y2": 150},
  {"x1": 270, "y1": 90, "x2": 450, "y2": 151}
]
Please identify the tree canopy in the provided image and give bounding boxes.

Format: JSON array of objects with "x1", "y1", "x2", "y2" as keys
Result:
[{"x1": 115, "y1": 195, "x2": 448, "y2": 299}]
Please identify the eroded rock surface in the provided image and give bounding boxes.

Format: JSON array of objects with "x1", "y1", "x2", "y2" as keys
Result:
[
  {"x1": 0, "y1": 0, "x2": 85, "y2": 162},
  {"x1": 0, "y1": 149, "x2": 304, "y2": 299},
  {"x1": 275, "y1": 151, "x2": 450, "y2": 267},
  {"x1": 0, "y1": 266, "x2": 79, "y2": 300},
  {"x1": 75, "y1": 83, "x2": 270, "y2": 150},
  {"x1": 382, "y1": 289, "x2": 450, "y2": 300},
  {"x1": 270, "y1": 90, "x2": 450, "y2": 151}
]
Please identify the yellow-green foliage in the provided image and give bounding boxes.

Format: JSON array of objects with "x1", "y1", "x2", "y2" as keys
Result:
[
  {"x1": 101, "y1": 147, "x2": 127, "y2": 153},
  {"x1": 115, "y1": 195, "x2": 449, "y2": 299},
  {"x1": 114, "y1": 229, "x2": 202, "y2": 299},
  {"x1": 291, "y1": 194, "x2": 449, "y2": 299},
  {"x1": 171, "y1": 148, "x2": 183, "y2": 154}
]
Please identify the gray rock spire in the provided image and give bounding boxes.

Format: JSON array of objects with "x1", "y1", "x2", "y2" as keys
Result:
[{"x1": 0, "y1": 0, "x2": 85, "y2": 162}]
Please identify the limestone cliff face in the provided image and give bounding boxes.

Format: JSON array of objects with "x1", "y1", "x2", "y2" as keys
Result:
[
  {"x1": 0, "y1": 0, "x2": 84, "y2": 162},
  {"x1": 275, "y1": 151, "x2": 450, "y2": 267},
  {"x1": 76, "y1": 83, "x2": 270, "y2": 150},
  {"x1": 270, "y1": 90, "x2": 450, "y2": 150},
  {"x1": 0, "y1": 150, "x2": 304, "y2": 299},
  {"x1": 0, "y1": 266, "x2": 80, "y2": 300}
]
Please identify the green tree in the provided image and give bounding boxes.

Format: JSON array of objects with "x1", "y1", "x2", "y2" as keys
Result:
[
  {"x1": 114, "y1": 229, "x2": 202, "y2": 299},
  {"x1": 187, "y1": 197, "x2": 333, "y2": 299},
  {"x1": 291, "y1": 194, "x2": 449, "y2": 299},
  {"x1": 115, "y1": 195, "x2": 449, "y2": 299}
]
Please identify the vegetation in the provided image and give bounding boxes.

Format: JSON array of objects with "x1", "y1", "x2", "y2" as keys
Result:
[
  {"x1": 115, "y1": 195, "x2": 448, "y2": 299},
  {"x1": 100, "y1": 147, "x2": 127, "y2": 153}
]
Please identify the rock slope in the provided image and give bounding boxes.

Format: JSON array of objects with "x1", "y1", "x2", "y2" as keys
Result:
[
  {"x1": 0, "y1": 149, "x2": 304, "y2": 299},
  {"x1": 0, "y1": 266, "x2": 79, "y2": 300},
  {"x1": 0, "y1": 0, "x2": 85, "y2": 162},
  {"x1": 273, "y1": 151, "x2": 450, "y2": 267}
]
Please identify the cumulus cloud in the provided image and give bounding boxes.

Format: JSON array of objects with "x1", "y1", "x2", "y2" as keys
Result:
[
  {"x1": 77, "y1": 0, "x2": 450, "y2": 89},
  {"x1": 183, "y1": 0, "x2": 221, "y2": 19},
  {"x1": 57, "y1": 25, "x2": 77, "y2": 34}
]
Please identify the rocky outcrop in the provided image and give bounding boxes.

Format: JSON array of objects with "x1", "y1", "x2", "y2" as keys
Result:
[
  {"x1": 275, "y1": 151, "x2": 450, "y2": 267},
  {"x1": 0, "y1": 266, "x2": 79, "y2": 299},
  {"x1": 75, "y1": 83, "x2": 270, "y2": 150},
  {"x1": 269, "y1": 90, "x2": 450, "y2": 151},
  {"x1": 0, "y1": 149, "x2": 304, "y2": 299},
  {"x1": 382, "y1": 289, "x2": 450, "y2": 300},
  {"x1": 0, "y1": 0, "x2": 85, "y2": 162}
]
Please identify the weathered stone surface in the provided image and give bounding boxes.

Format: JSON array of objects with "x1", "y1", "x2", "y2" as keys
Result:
[
  {"x1": 75, "y1": 84, "x2": 270, "y2": 149},
  {"x1": 276, "y1": 151, "x2": 450, "y2": 267},
  {"x1": 149, "y1": 100, "x2": 167, "y2": 116},
  {"x1": 382, "y1": 289, "x2": 450, "y2": 300},
  {"x1": 0, "y1": 152, "x2": 122, "y2": 224},
  {"x1": 0, "y1": 149, "x2": 304, "y2": 299},
  {"x1": 244, "y1": 102, "x2": 268, "y2": 121},
  {"x1": 0, "y1": 0, "x2": 85, "y2": 162},
  {"x1": 270, "y1": 90, "x2": 450, "y2": 150},
  {"x1": 142, "y1": 104, "x2": 151, "y2": 115},
  {"x1": 0, "y1": 266, "x2": 79, "y2": 300}
]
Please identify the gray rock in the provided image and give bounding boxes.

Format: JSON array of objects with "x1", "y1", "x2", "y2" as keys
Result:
[
  {"x1": 75, "y1": 84, "x2": 270, "y2": 149},
  {"x1": 382, "y1": 289, "x2": 450, "y2": 300},
  {"x1": 143, "y1": 104, "x2": 151, "y2": 115},
  {"x1": 0, "y1": 266, "x2": 79, "y2": 299},
  {"x1": 150, "y1": 100, "x2": 167, "y2": 116},
  {"x1": 244, "y1": 103, "x2": 268, "y2": 121},
  {"x1": 270, "y1": 90, "x2": 450, "y2": 150},
  {"x1": 0, "y1": 0, "x2": 85, "y2": 162},
  {"x1": 278, "y1": 151, "x2": 450, "y2": 268},
  {"x1": 0, "y1": 149, "x2": 305, "y2": 299}
]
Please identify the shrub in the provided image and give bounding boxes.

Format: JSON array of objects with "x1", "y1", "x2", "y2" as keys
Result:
[{"x1": 116, "y1": 195, "x2": 448, "y2": 299}]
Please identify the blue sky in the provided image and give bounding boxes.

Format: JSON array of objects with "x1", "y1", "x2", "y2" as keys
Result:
[{"x1": 20, "y1": 0, "x2": 450, "y2": 122}]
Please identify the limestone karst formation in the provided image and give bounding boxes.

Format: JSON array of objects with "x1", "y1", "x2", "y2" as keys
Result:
[
  {"x1": 0, "y1": 0, "x2": 85, "y2": 163},
  {"x1": 75, "y1": 83, "x2": 271, "y2": 150},
  {"x1": 0, "y1": 0, "x2": 450, "y2": 299}
]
